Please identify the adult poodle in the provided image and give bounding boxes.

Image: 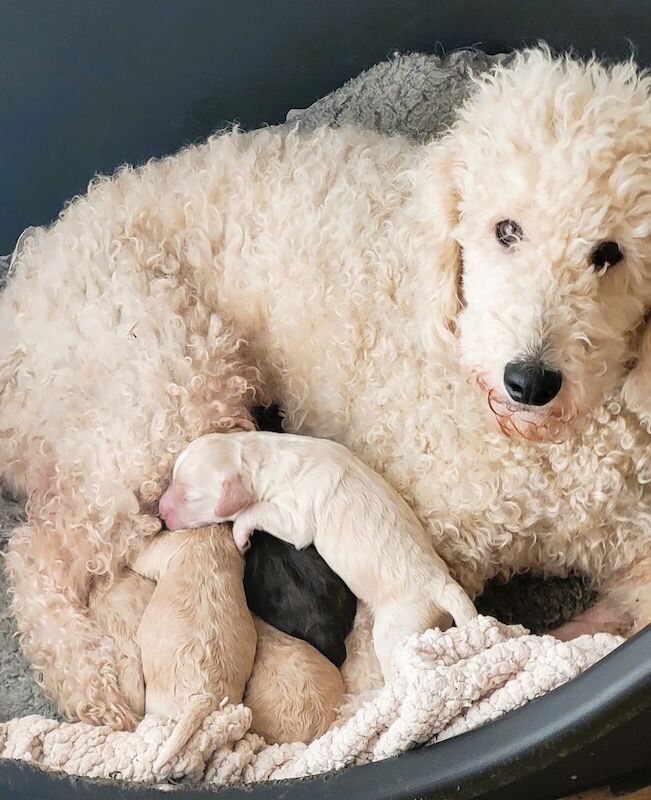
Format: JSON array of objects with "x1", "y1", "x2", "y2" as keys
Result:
[{"x1": 2, "y1": 47, "x2": 651, "y2": 727}]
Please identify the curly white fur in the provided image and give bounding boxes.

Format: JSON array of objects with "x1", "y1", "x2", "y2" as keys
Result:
[
  {"x1": 0, "y1": 47, "x2": 650, "y2": 726},
  {"x1": 0, "y1": 246, "x2": 264, "y2": 726}
]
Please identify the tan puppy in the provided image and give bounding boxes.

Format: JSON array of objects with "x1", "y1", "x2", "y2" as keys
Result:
[
  {"x1": 160, "y1": 431, "x2": 477, "y2": 678},
  {"x1": 129, "y1": 526, "x2": 256, "y2": 772},
  {"x1": 88, "y1": 569, "x2": 155, "y2": 719},
  {"x1": 90, "y1": 572, "x2": 342, "y2": 747},
  {"x1": 245, "y1": 617, "x2": 343, "y2": 744}
]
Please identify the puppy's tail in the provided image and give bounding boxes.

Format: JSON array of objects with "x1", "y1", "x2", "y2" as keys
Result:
[
  {"x1": 154, "y1": 693, "x2": 218, "y2": 773},
  {"x1": 438, "y1": 580, "x2": 478, "y2": 628}
]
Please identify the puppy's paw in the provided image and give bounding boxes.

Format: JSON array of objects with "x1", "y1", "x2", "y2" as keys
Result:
[
  {"x1": 235, "y1": 536, "x2": 252, "y2": 555},
  {"x1": 232, "y1": 520, "x2": 254, "y2": 554}
]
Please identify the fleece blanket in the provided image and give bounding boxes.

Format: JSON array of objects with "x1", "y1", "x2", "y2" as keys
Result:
[{"x1": 0, "y1": 617, "x2": 621, "y2": 786}]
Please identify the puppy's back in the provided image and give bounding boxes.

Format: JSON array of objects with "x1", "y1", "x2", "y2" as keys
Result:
[
  {"x1": 89, "y1": 569, "x2": 155, "y2": 721},
  {"x1": 139, "y1": 528, "x2": 256, "y2": 717},
  {"x1": 248, "y1": 407, "x2": 357, "y2": 666},
  {"x1": 244, "y1": 617, "x2": 343, "y2": 744},
  {"x1": 244, "y1": 532, "x2": 356, "y2": 667}
]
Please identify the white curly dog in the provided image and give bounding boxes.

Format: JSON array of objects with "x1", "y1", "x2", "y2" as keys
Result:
[{"x1": 2, "y1": 48, "x2": 651, "y2": 729}]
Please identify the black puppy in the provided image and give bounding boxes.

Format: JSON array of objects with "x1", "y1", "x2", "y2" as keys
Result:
[{"x1": 244, "y1": 405, "x2": 357, "y2": 667}]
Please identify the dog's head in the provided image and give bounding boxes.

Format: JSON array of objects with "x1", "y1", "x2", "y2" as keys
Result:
[{"x1": 411, "y1": 48, "x2": 651, "y2": 441}]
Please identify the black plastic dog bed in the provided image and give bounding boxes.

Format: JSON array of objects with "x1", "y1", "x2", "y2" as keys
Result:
[
  {"x1": 0, "y1": 626, "x2": 649, "y2": 800},
  {"x1": 2, "y1": 2, "x2": 651, "y2": 798}
]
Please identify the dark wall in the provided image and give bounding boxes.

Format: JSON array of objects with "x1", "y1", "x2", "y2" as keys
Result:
[{"x1": 2, "y1": 0, "x2": 651, "y2": 253}]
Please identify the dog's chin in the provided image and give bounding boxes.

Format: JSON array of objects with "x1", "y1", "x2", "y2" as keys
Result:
[
  {"x1": 489, "y1": 390, "x2": 583, "y2": 443},
  {"x1": 487, "y1": 401, "x2": 564, "y2": 443},
  {"x1": 468, "y1": 372, "x2": 577, "y2": 443}
]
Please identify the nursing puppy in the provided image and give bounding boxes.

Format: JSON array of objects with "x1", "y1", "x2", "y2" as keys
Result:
[
  {"x1": 160, "y1": 431, "x2": 477, "y2": 677},
  {"x1": 129, "y1": 526, "x2": 256, "y2": 773},
  {"x1": 89, "y1": 569, "x2": 343, "y2": 747},
  {"x1": 244, "y1": 532, "x2": 356, "y2": 667},
  {"x1": 247, "y1": 405, "x2": 357, "y2": 667},
  {"x1": 88, "y1": 569, "x2": 155, "y2": 718},
  {"x1": 245, "y1": 617, "x2": 344, "y2": 743}
]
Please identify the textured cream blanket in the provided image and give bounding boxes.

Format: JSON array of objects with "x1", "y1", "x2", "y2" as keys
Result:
[{"x1": 0, "y1": 616, "x2": 621, "y2": 788}]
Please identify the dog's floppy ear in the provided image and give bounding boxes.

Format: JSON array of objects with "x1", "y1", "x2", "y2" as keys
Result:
[
  {"x1": 403, "y1": 138, "x2": 464, "y2": 353},
  {"x1": 621, "y1": 320, "x2": 651, "y2": 424},
  {"x1": 215, "y1": 476, "x2": 253, "y2": 518}
]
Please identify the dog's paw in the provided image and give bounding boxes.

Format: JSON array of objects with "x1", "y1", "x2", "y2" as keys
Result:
[
  {"x1": 76, "y1": 699, "x2": 140, "y2": 731},
  {"x1": 73, "y1": 677, "x2": 141, "y2": 731}
]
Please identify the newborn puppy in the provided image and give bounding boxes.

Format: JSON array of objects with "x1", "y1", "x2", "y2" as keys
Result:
[
  {"x1": 160, "y1": 432, "x2": 477, "y2": 678},
  {"x1": 247, "y1": 406, "x2": 356, "y2": 667},
  {"x1": 244, "y1": 532, "x2": 356, "y2": 667},
  {"x1": 89, "y1": 571, "x2": 341, "y2": 746},
  {"x1": 129, "y1": 526, "x2": 256, "y2": 772},
  {"x1": 89, "y1": 569, "x2": 155, "y2": 720},
  {"x1": 245, "y1": 617, "x2": 343, "y2": 743}
]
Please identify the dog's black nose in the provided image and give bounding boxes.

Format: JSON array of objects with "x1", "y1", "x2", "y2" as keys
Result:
[{"x1": 503, "y1": 361, "x2": 562, "y2": 406}]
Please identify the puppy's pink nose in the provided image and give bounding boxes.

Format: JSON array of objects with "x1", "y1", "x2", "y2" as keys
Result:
[{"x1": 159, "y1": 491, "x2": 176, "y2": 524}]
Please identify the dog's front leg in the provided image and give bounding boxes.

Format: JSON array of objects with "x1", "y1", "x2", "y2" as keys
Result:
[
  {"x1": 553, "y1": 555, "x2": 651, "y2": 640},
  {"x1": 232, "y1": 502, "x2": 304, "y2": 553},
  {"x1": 601, "y1": 555, "x2": 651, "y2": 636},
  {"x1": 5, "y1": 524, "x2": 139, "y2": 730}
]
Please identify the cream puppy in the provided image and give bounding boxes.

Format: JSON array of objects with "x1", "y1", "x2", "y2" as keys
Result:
[
  {"x1": 160, "y1": 431, "x2": 477, "y2": 677},
  {"x1": 245, "y1": 617, "x2": 343, "y2": 744},
  {"x1": 89, "y1": 571, "x2": 343, "y2": 747},
  {"x1": 129, "y1": 526, "x2": 257, "y2": 773},
  {"x1": 88, "y1": 569, "x2": 155, "y2": 719}
]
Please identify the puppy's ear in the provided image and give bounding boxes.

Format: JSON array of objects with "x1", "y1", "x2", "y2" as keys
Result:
[
  {"x1": 403, "y1": 138, "x2": 464, "y2": 353},
  {"x1": 215, "y1": 476, "x2": 253, "y2": 518},
  {"x1": 622, "y1": 320, "x2": 651, "y2": 425}
]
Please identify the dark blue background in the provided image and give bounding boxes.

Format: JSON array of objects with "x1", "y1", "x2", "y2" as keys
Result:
[{"x1": 1, "y1": 0, "x2": 651, "y2": 252}]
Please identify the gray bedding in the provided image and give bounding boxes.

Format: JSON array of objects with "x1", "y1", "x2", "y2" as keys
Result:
[{"x1": 0, "y1": 48, "x2": 591, "y2": 723}]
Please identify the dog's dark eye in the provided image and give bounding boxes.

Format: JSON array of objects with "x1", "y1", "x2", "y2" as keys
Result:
[
  {"x1": 495, "y1": 219, "x2": 522, "y2": 248},
  {"x1": 591, "y1": 241, "x2": 623, "y2": 272}
]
